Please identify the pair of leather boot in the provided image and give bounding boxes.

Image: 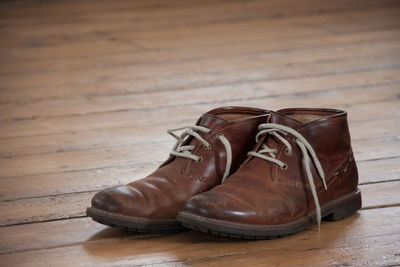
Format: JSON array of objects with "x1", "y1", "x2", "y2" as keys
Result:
[{"x1": 86, "y1": 106, "x2": 361, "y2": 239}]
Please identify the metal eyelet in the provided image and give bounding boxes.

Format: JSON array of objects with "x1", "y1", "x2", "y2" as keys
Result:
[
  {"x1": 196, "y1": 157, "x2": 203, "y2": 163},
  {"x1": 204, "y1": 144, "x2": 212, "y2": 150},
  {"x1": 284, "y1": 148, "x2": 292, "y2": 155},
  {"x1": 280, "y1": 164, "x2": 288, "y2": 170}
]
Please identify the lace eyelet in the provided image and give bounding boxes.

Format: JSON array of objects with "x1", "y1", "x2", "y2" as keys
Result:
[
  {"x1": 204, "y1": 144, "x2": 212, "y2": 150},
  {"x1": 196, "y1": 157, "x2": 203, "y2": 163},
  {"x1": 284, "y1": 148, "x2": 292, "y2": 155},
  {"x1": 217, "y1": 133, "x2": 224, "y2": 139},
  {"x1": 280, "y1": 164, "x2": 288, "y2": 170}
]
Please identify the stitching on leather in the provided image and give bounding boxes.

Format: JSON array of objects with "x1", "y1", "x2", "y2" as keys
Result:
[
  {"x1": 275, "y1": 151, "x2": 354, "y2": 190},
  {"x1": 180, "y1": 168, "x2": 207, "y2": 184},
  {"x1": 324, "y1": 152, "x2": 354, "y2": 189}
]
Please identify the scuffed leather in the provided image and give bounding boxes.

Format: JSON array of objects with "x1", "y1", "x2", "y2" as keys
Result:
[
  {"x1": 91, "y1": 106, "x2": 270, "y2": 220},
  {"x1": 183, "y1": 108, "x2": 359, "y2": 225}
]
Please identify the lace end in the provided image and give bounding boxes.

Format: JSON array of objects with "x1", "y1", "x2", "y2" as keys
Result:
[
  {"x1": 221, "y1": 176, "x2": 227, "y2": 184},
  {"x1": 322, "y1": 180, "x2": 328, "y2": 190},
  {"x1": 318, "y1": 168, "x2": 328, "y2": 190},
  {"x1": 316, "y1": 208, "x2": 322, "y2": 232}
]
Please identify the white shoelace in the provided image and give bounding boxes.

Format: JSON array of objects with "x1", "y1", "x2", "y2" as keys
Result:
[
  {"x1": 248, "y1": 123, "x2": 327, "y2": 230},
  {"x1": 167, "y1": 126, "x2": 232, "y2": 182}
]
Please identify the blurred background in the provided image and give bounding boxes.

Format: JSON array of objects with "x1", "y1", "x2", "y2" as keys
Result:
[{"x1": 1, "y1": 0, "x2": 399, "y2": 265}]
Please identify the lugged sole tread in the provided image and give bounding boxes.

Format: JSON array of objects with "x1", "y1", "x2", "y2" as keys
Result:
[{"x1": 86, "y1": 207, "x2": 186, "y2": 234}]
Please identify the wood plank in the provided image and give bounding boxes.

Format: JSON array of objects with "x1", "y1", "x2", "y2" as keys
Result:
[
  {"x1": 1, "y1": 170, "x2": 399, "y2": 227},
  {"x1": 2, "y1": 32, "x2": 399, "y2": 104},
  {"x1": 352, "y1": 136, "x2": 400, "y2": 161},
  {"x1": 1, "y1": 0, "x2": 370, "y2": 29},
  {"x1": 0, "y1": 216, "x2": 157, "y2": 255},
  {"x1": 358, "y1": 157, "x2": 400, "y2": 184},
  {"x1": 1, "y1": 1, "x2": 399, "y2": 65},
  {"x1": 0, "y1": 162, "x2": 158, "y2": 202},
  {"x1": 0, "y1": 7, "x2": 396, "y2": 97},
  {"x1": 2, "y1": 0, "x2": 397, "y2": 25},
  {"x1": 361, "y1": 181, "x2": 400, "y2": 209},
  {"x1": 0, "y1": 0, "x2": 399, "y2": 265},
  {"x1": 2, "y1": 12, "x2": 399, "y2": 73},
  {"x1": 0, "y1": 129, "x2": 398, "y2": 179},
  {"x1": 0, "y1": 206, "x2": 399, "y2": 266},
  {"x1": 1, "y1": 65, "x2": 399, "y2": 121},
  {"x1": 0, "y1": 140, "x2": 171, "y2": 178},
  {"x1": 0, "y1": 217, "x2": 139, "y2": 255},
  {"x1": 0, "y1": 80, "x2": 398, "y2": 157},
  {"x1": 2, "y1": 25, "x2": 399, "y2": 94},
  {"x1": 1, "y1": 0, "x2": 398, "y2": 45},
  {"x1": 350, "y1": 117, "x2": 400, "y2": 141},
  {"x1": 1, "y1": 84, "x2": 399, "y2": 140},
  {"x1": 0, "y1": 108, "x2": 397, "y2": 162},
  {"x1": 0, "y1": 120, "x2": 191, "y2": 158},
  {"x1": 185, "y1": 211, "x2": 400, "y2": 266},
  {"x1": 0, "y1": 191, "x2": 92, "y2": 227}
]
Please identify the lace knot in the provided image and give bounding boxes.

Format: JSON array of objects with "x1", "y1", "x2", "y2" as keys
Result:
[{"x1": 168, "y1": 126, "x2": 232, "y2": 182}]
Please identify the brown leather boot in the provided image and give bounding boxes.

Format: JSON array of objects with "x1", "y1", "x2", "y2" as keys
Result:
[
  {"x1": 86, "y1": 106, "x2": 269, "y2": 233},
  {"x1": 177, "y1": 108, "x2": 361, "y2": 239}
]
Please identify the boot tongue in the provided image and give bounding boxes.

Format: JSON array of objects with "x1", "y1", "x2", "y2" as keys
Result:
[
  {"x1": 180, "y1": 113, "x2": 230, "y2": 148},
  {"x1": 261, "y1": 111, "x2": 303, "y2": 149}
]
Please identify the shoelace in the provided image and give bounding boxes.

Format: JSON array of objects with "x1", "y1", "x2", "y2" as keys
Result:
[
  {"x1": 167, "y1": 126, "x2": 232, "y2": 182},
  {"x1": 248, "y1": 123, "x2": 327, "y2": 230}
]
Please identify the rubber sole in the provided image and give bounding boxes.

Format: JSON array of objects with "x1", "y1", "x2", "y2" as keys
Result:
[
  {"x1": 177, "y1": 189, "x2": 362, "y2": 239},
  {"x1": 86, "y1": 207, "x2": 186, "y2": 233}
]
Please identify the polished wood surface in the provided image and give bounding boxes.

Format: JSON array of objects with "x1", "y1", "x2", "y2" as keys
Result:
[{"x1": 1, "y1": 0, "x2": 399, "y2": 266}]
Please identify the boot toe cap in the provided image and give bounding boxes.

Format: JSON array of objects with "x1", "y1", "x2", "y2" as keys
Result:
[
  {"x1": 183, "y1": 192, "x2": 221, "y2": 218},
  {"x1": 183, "y1": 189, "x2": 293, "y2": 225},
  {"x1": 183, "y1": 191, "x2": 256, "y2": 222},
  {"x1": 91, "y1": 185, "x2": 139, "y2": 215}
]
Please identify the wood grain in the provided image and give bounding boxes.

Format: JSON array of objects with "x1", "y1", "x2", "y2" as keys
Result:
[
  {"x1": 0, "y1": 0, "x2": 399, "y2": 265},
  {"x1": 0, "y1": 207, "x2": 399, "y2": 266},
  {"x1": 1, "y1": 128, "x2": 398, "y2": 179}
]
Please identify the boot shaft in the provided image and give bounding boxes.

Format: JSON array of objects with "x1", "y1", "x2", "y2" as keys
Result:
[
  {"x1": 272, "y1": 108, "x2": 358, "y2": 195},
  {"x1": 275, "y1": 108, "x2": 352, "y2": 163}
]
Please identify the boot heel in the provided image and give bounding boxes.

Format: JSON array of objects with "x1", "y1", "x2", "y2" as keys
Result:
[{"x1": 323, "y1": 192, "x2": 362, "y2": 221}]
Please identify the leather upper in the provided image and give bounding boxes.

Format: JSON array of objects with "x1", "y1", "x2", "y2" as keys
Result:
[
  {"x1": 183, "y1": 108, "x2": 359, "y2": 225},
  {"x1": 91, "y1": 106, "x2": 270, "y2": 220}
]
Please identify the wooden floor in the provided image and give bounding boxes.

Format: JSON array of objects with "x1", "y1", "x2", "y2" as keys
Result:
[{"x1": 1, "y1": 0, "x2": 400, "y2": 266}]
